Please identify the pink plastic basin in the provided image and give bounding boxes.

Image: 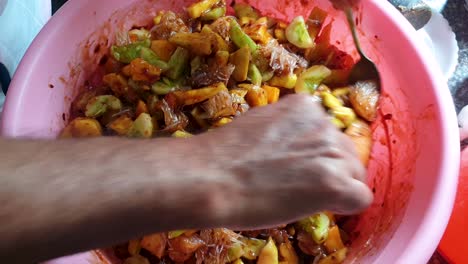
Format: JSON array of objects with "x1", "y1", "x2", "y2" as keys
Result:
[{"x1": 0, "y1": 0, "x2": 460, "y2": 263}]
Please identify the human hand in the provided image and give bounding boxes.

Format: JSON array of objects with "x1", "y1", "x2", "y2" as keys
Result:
[{"x1": 199, "y1": 94, "x2": 373, "y2": 230}]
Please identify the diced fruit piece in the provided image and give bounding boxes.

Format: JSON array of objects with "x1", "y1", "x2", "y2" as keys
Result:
[
  {"x1": 122, "y1": 58, "x2": 162, "y2": 83},
  {"x1": 201, "y1": 7, "x2": 226, "y2": 21},
  {"x1": 212, "y1": 117, "x2": 233, "y2": 127},
  {"x1": 332, "y1": 87, "x2": 350, "y2": 97},
  {"x1": 128, "y1": 239, "x2": 141, "y2": 256},
  {"x1": 103, "y1": 73, "x2": 138, "y2": 102},
  {"x1": 240, "y1": 237, "x2": 267, "y2": 260},
  {"x1": 85, "y1": 95, "x2": 122, "y2": 118},
  {"x1": 139, "y1": 47, "x2": 169, "y2": 70},
  {"x1": 244, "y1": 85, "x2": 268, "y2": 107},
  {"x1": 135, "y1": 100, "x2": 149, "y2": 117},
  {"x1": 262, "y1": 71, "x2": 274, "y2": 82},
  {"x1": 167, "y1": 234, "x2": 205, "y2": 262},
  {"x1": 323, "y1": 226, "x2": 345, "y2": 254},
  {"x1": 187, "y1": 0, "x2": 220, "y2": 19},
  {"x1": 262, "y1": 85, "x2": 280, "y2": 104},
  {"x1": 257, "y1": 237, "x2": 278, "y2": 264},
  {"x1": 269, "y1": 74, "x2": 297, "y2": 89},
  {"x1": 169, "y1": 32, "x2": 212, "y2": 56},
  {"x1": 152, "y1": 78, "x2": 181, "y2": 95},
  {"x1": 349, "y1": 80, "x2": 380, "y2": 122},
  {"x1": 111, "y1": 39, "x2": 151, "y2": 64},
  {"x1": 233, "y1": 3, "x2": 259, "y2": 19},
  {"x1": 228, "y1": 241, "x2": 245, "y2": 261},
  {"x1": 331, "y1": 117, "x2": 346, "y2": 129},
  {"x1": 345, "y1": 119, "x2": 372, "y2": 165},
  {"x1": 332, "y1": 106, "x2": 356, "y2": 127},
  {"x1": 128, "y1": 113, "x2": 154, "y2": 138},
  {"x1": 172, "y1": 83, "x2": 227, "y2": 106},
  {"x1": 323, "y1": 69, "x2": 351, "y2": 87},
  {"x1": 229, "y1": 46, "x2": 251, "y2": 82},
  {"x1": 297, "y1": 212, "x2": 330, "y2": 244},
  {"x1": 107, "y1": 116, "x2": 134, "y2": 136},
  {"x1": 168, "y1": 230, "x2": 187, "y2": 239},
  {"x1": 229, "y1": 19, "x2": 257, "y2": 52},
  {"x1": 141, "y1": 233, "x2": 167, "y2": 259},
  {"x1": 191, "y1": 107, "x2": 210, "y2": 129},
  {"x1": 321, "y1": 92, "x2": 343, "y2": 110},
  {"x1": 128, "y1": 28, "x2": 151, "y2": 42},
  {"x1": 307, "y1": 7, "x2": 328, "y2": 40},
  {"x1": 279, "y1": 242, "x2": 299, "y2": 264},
  {"x1": 295, "y1": 65, "x2": 332, "y2": 94},
  {"x1": 201, "y1": 25, "x2": 229, "y2": 52},
  {"x1": 317, "y1": 248, "x2": 347, "y2": 264},
  {"x1": 286, "y1": 16, "x2": 314, "y2": 49},
  {"x1": 243, "y1": 17, "x2": 272, "y2": 44},
  {"x1": 248, "y1": 64, "x2": 262, "y2": 86},
  {"x1": 215, "y1": 51, "x2": 230, "y2": 66},
  {"x1": 274, "y1": 28, "x2": 286, "y2": 42},
  {"x1": 60, "y1": 118, "x2": 102, "y2": 138},
  {"x1": 172, "y1": 130, "x2": 193, "y2": 138},
  {"x1": 166, "y1": 47, "x2": 190, "y2": 80},
  {"x1": 151, "y1": 40, "x2": 177, "y2": 61}
]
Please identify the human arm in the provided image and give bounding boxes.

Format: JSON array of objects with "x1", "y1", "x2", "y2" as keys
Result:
[
  {"x1": 0, "y1": 132, "x2": 218, "y2": 263},
  {"x1": 0, "y1": 94, "x2": 372, "y2": 263}
]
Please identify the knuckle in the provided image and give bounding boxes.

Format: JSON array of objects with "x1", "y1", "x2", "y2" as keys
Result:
[
  {"x1": 316, "y1": 159, "x2": 343, "y2": 186},
  {"x1": 285, "y1": 94, "x2": 319, "y2": 109}
]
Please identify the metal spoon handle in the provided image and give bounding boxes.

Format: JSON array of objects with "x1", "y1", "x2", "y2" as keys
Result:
[{"x1": 344, "y1": 7, "x2": 366, "y2": 59}]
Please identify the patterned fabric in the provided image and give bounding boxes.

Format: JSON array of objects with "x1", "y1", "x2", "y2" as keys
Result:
[{"x1": 442, "y1": 0, "x2": 468, "y2": 149}]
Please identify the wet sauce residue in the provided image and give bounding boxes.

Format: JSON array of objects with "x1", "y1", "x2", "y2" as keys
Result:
[
  {"x1": 417, "y1": 103, "x2": 436, "y2": 121},
  {"x1": 375, "y1": 107, "x2": 395, "y2": 227}
]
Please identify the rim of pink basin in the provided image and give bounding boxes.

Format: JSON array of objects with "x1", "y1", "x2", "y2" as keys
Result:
[
  {"x1": 1, "y1": 0, "x2": 460, "y2": 263},
  {"x1": 368, "y1": 1, "x2": 459, "y2": 263}
]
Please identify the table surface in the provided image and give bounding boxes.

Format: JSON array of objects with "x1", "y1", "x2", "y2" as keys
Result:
[{"x1": 48, "y1": 0, "x2": 467, "y2": 263}]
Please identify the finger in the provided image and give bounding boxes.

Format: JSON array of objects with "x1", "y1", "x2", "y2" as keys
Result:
[
  {"x1": 339, "y1": 144, "x2": 368, "y2": 183},
  {"x1": 293, "y1": 128, "x2": 367, "y2": 184},
  {"x1": 279, "y1": 94, "x2": 327, "y2": 119},
  {"x1": 332, "y1": 179, "x2": 373, "y2": 215},
  {"x1": 329, "y1": 130, "x2": 368, "y2": 183},
  {"x1": 333, "y1": 129, "x2": 360, "y2": 158}
]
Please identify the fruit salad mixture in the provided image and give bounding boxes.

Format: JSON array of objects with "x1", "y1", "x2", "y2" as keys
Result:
[{"x1": 61, "y1": 0, "x2": 380, "y2": 263}]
